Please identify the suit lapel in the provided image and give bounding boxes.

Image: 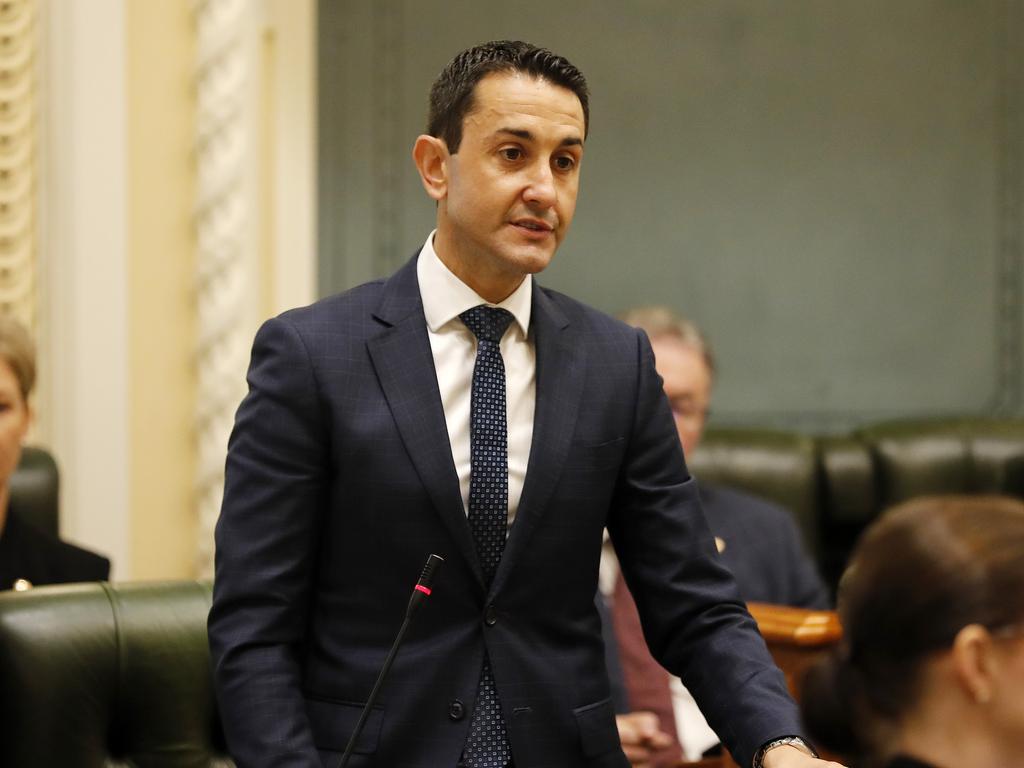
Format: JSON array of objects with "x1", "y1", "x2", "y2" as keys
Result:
[
  {"x1": 367, "y1": 258, "x2": 486, "y2": 591},
  {"x1": 491, "y1": 286, "x2": 585, "y2": 596}
]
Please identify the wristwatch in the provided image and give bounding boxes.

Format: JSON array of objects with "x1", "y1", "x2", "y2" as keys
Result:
[{"x1": 752, "y1": 735, "x2": 818, "y2": 767}]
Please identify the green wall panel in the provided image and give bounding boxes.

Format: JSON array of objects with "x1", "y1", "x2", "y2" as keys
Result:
[{"x1": 317, "y1": 0, "x2": 1024, "y2": 430}]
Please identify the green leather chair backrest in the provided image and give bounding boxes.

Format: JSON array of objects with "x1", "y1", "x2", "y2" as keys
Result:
[
  {"x1": 692, "y1": 419, "x2": 1024, "y2": 596},
  {"x1": 854, "y1": 417, "x2": 1024, "y2": 508},
  {"x1": 0, "y1": 580, "x2": 232, "y2": 768},
  {"x1": 688, "y1": 427, "x2": 821, "y2": 560},
  {"x1": 819, "y1": 417, "x2": 1024, "y2": 591},
  {"x1": 9, "y1": 446, "x2": 59, "y2": 537}
]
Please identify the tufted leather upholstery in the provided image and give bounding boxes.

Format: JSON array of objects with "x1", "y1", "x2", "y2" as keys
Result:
[
  {"x1": 692, "y1": 418, "x2": 1024, "y2": 594},
  {"x1": 688, "y1": 428, "x2": 820, "y2": 559},
  {"x1": 0, "y1": 580, "x2": 231, "y2": 768}
]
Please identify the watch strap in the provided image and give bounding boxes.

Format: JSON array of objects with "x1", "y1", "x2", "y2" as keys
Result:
[{"x1": 752, "y1": 735, "x2": 818, "y2": 768}]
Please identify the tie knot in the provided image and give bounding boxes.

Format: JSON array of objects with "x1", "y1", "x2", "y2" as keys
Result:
[{"x1": 460, "y1": 306, "x2": 515, "y2": 343}]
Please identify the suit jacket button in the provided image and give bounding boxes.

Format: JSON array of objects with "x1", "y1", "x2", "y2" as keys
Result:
[
  {"x1": 484, "y1": 605, "x2": 498, "y2": 626},
  {"x1": 449, "y1": 699, "x2": 466, "y2": 720}
]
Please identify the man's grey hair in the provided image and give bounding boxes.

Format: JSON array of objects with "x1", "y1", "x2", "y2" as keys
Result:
[{"x1": 619, "y1": 305, "x2": 716, "y2": 381}]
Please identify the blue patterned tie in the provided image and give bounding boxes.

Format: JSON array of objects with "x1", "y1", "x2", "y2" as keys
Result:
[{"x1": 459, "y1": 305, "x2": 515, "y2": 768}]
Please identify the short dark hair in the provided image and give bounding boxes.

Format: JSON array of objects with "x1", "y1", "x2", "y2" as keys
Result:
[{"x1": 427, "y1": 40, "x2": 589, "y2": 153}]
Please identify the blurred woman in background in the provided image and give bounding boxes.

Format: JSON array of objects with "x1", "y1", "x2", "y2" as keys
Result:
[
  {"x1": 802, "y1": 495, "x2": 1024, "y2": 768},
  {"x1": 0, "y1": 316, "x2": 109, "y2": 589}
]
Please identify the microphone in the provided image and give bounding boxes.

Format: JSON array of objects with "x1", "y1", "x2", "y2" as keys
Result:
[
  {"x1": 407, "y1": 552, "x2": 445, "y2": 618},
  {"x1": 338, "y1": 554, "x2": 445, "y2": 768}
]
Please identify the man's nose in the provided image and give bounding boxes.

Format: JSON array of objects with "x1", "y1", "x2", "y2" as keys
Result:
[{"x1": 523, "y1": 161, "x2": 556, "y2": 207}]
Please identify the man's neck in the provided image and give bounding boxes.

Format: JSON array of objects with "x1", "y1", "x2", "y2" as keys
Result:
[{"x1": 431, "y1": 230, "x2": 525, "y2": 304}]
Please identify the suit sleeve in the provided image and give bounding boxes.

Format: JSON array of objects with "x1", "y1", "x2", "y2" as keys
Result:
[
  {"x1": 606, "y1": 329, "x2": 804, "y2": 768},
  {"x1": 208, "y1": 316, "x2": 329, "y2": 767}
]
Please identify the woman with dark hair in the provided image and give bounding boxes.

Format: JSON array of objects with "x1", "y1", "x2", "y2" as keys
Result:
[{"x1": 801, "y1": 495, "x2": 1024, "y2": 768}]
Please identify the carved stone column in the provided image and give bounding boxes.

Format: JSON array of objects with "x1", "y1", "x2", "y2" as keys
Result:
[
  {"x1": 193, "y1": 0, "x2": 262, "y2": 577},
  {"x1": 0, "y1": 0, "x2": 36, "y2": 332}
]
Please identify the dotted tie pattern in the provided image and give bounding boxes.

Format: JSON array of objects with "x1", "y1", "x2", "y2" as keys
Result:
[{"x1": 459, "y1": 305, "x2": 515, "y2": 768}]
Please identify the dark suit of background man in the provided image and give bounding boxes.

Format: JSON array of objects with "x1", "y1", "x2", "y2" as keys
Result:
[
  {"x1": 606, "y1": 307, "x2": 830, "y2": 767},
  {"x1": 209, "y1": 41, "x2": 844, "y2": 768}
]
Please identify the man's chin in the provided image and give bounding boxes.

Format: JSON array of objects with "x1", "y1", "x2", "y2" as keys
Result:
[{"x1": 504, "y1": 244, "x2": 556, "y2": 276}]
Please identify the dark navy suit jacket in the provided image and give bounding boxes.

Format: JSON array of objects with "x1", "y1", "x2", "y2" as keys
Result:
[
  {"x1": 701, "y1": 484, "x2": 829, "y2": 610},
  {"x1": 208, "y1": 255, "x2": 801, "y2": 768}
]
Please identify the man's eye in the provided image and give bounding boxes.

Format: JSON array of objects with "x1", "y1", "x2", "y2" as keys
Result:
[
  {"x1": 554, "y1": 155, "x2": 576, "y2": 171},
  {"x1": 500, "y1": 148, "x2": 523, "y2": 161}
]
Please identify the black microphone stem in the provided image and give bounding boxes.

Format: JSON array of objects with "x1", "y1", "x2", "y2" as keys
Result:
[
  {"x1": 337, "y1": 613, "x2": 412, "y2": 767},
  {"x1": 338, "y1": 554, "x2": 444, "y2": 768}
]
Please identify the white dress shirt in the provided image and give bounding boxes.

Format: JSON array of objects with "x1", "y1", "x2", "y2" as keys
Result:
[{"x1": 416, "y1": 231, "x2": 536, "y2": 532}]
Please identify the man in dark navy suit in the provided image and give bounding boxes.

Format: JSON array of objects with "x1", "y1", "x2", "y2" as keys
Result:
[{"x1": 209, "y1": 41, "x2": 844, "y2": 768}]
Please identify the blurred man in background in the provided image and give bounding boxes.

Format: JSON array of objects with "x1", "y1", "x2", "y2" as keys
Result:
[{"x1": 608, "y1": 306, "x2": 828, "y2": 766}]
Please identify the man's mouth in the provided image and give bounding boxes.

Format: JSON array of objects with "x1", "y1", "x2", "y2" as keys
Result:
[{"x1": 512, "y1": 219, "x2": 554, "y2": 233}]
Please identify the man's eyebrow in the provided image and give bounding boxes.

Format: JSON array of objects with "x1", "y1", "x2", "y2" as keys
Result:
[
  {"x1": 495, "y1": 127, "x2": 584, "y2": 148},
  {"x1": 496, "y1": 127, "x2": 532, "y2": 140}
]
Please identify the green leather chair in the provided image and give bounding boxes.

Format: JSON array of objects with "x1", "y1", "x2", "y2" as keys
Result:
[
  {"x1": 687, "y1": 427, "x2": 821, "y2": 560},
  {"x1": 818, "y1": 417, "x2": 1024, "y2": 588},
  {"x1": 0, "y1": 580, "x2": 231, "y2": 768},
  {"x1": 9, "y1": 446, "x2": 60, "y2": 537},
  {"x1": 694, "y1": 418, "x2": 1024, "y2": 594}
]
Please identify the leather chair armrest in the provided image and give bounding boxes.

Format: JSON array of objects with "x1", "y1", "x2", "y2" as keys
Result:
[{"x1": 747, "y1": 602, "x2": 842, "y2": 648}]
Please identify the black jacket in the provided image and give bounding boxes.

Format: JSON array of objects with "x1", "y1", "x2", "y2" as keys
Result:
[{"x1": 0, "y1": 510, "x2": 110, "y2": 589}]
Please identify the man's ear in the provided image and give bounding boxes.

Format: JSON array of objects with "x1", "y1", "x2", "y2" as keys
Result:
[
  {"x1": 951, "y1": 624, "x2": 997, "y2": 704},
  {"x1": 412, "y1": 135, "x2": 448, "y2": 201}
]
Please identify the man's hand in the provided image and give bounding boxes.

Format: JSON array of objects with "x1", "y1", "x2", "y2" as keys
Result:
[
  {"x1": 615, "y1": 711, "x2": 674, "y2": 768},
  {"x1": 761, "y1": 744, "x2": 848, "y2": 768}
]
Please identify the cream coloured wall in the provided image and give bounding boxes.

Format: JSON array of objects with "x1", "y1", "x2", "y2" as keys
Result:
[
  {"x1": 40, "y1": 0, "x2": 314, "y2": 580},
  {"x1": 125, "y1": 0, "x2": 197, "y2": 579},
  {"x1": 126, "y1": 0, "x2": 316, "y2": 578},
  {"x1": 42, "y1": 0, "x2": 131, "y2": 577}
]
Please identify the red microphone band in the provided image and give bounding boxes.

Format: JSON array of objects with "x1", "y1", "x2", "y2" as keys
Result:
[{"x1": 414, "y1": 584, "x2": 432, "y2": 596}]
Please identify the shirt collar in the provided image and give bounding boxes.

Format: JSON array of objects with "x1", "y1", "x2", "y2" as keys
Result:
[{"x1": 417, "y1": 230, "x2": 532, "y2": 337}]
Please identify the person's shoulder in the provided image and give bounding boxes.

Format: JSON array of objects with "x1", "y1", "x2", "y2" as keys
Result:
[
  {"x1": 49, "y1": 538, "x2": 110, "y2": 581},
  {"x1": 534, "y1": 284, "x2": 642, "y2": 347},
  {"x1": 266, "y1": 254, "x2": 421, "y2": 345},
  {"x1": 277, "y1": 276, "x2": 391, "y2": 329},
  {"x1": 701, "y1": 482, "x2": 795, "y2": 529},
  {"x1": 4, "y1": 514, "x2": 110, "y2": 583}
]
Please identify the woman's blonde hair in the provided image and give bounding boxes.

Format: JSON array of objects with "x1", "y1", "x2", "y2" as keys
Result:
[{"x1": 0, "y1": 315, "x2": 35, "y2": 401}]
